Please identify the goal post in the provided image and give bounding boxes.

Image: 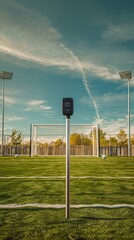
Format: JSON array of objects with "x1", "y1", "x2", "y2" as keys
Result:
[{"x1": 30, "y1": 124, "x2": 99, "y2": 157}]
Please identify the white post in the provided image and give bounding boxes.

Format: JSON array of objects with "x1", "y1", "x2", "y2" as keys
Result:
[
  {"x1": 1, "y1": 79, "x2": 4, "y2": 156},
  {"x1": 128, "y1": 79, "x2": 130, "y2": 156},
  {"x1": 92, "y1": 126, "x2": 94, "y2": 156},
  {"x1": 66, "y1": 117, "x2": 70, "y2": 219},
  {"x1": 30, "y1": 124, "x2": 33, "y2": 157},
  {"x1": 30, "y1": 125, "x2": 37, "y2": 156},
  {"x1": 96, "y1": 125, "x2": 99, "y2": 157},
  {"x1": 32, "y1": 125, "x2": 37, "y2": 156}
]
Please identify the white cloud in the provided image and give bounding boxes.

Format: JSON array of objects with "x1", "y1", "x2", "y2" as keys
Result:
[
  {"x1": 79, "y1": 97, "x2": 93, "y2": 107},
  {"x1": 42, "y1": 110, "x2": 56, "y2": 117},
  {"x1": 82, "y1": 62, "x2": 119, "y2": 81},
  {"x1": 26, "y1": 99, "x2": 52, "y2": 112},
  {"x1": 0, "y1": 96, "x2": 17, "y2": 105},
  {"x1": 0, "y1": 7, "x2": 74, "y2": 70},
  {"x1": 0, "y1": 115, "x2": 23, "y2": 124},
  {"x1": 80, "y1": 92, "x2": 127, "y2": 108},
  {"x1": 103, "y1": 118, "x2": 127, "y2": 134},
  {"x1": 7, "y1": 115, "x2": 24, "y2": 122},
  {"x1": 93, "y1": 116, "x2": 128, "y2": 135},
  {"x1": 0, "y1": 2, "x2": 102, "y2": 121},
  {"x1": 2, "y1": 1, "x2": 133, "y2": 123},
  {"x1": 93, "y1": 112, "x2": 134, "y2": 135},
  {"x1": 100, "y1": 92, "x2": 127, "y2": 103},
  {"x1": 27, "y1": 100, "x2": 47, "y2": 106},
  {"x1": 5, "y1": 96, "x2": 17, "y2": 104},
  {"x1": 102, "y1": 23, "x2": 134, "y2": 44}
]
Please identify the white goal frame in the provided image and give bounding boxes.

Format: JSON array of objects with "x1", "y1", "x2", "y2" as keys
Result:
[{"x1": 30, "y1": 124, "x2": 99, "y2": 157}]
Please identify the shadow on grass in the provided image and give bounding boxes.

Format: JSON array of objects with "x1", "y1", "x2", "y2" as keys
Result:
[{"x1": 0, "y1": 208, "x2": 134, "y2": 226}]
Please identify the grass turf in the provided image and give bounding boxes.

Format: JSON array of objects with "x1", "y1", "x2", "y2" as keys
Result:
[{"x1": 0, "y1": 156, "x2": 134, "y2": 239}]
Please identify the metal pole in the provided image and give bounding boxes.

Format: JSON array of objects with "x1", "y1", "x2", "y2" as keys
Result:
[
  {"x1": 96, "y1": 125, "x2": 99, "y2": 157},
  {"x1": 66, "y1": 117, "x2": 70, "y2": 219},
  {"x1": 128, "y1": 79, "x2": 130, "y2": 156},
  {"x1": 92, "y1": 127, "x2": 94, "y2": 157},
  {"x1": 29, "y1": 124, "x2": 32, "y2": 157},
  {"x1": 1, "y1": 79, "x2": 4, "y2": 156}
]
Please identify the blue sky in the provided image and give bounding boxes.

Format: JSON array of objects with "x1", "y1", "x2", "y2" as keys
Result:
[{"x1": 0, "y1": 0, "x2": 134, "y2": 137}]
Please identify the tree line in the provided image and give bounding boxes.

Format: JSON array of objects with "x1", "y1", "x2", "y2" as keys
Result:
[{"x1": 7, "y1": 128, "x2": 134, "y2": 147}]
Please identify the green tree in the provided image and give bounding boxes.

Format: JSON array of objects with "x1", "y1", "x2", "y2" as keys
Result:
[
  {"x1": 130, "y1": 134, "x2": 134, "y2": 145},
  {"x1": 81, "y1": 134, "x2": 92, "y2": 145},
  {"x1": 54, "y1": 138, "x2": 64, "y2": 146},
  {"x1": 70, "y1": 133, "x2": 81, "y2": 145},
  {"x1": 90, "y1": 128, "x2": 108, "y2": 147},
  {"x1": 10, "y1": 129, "x2": 22, "y2": 146},
  {"x1": 43, "y1": 142, "x2": 49, "y2": 147},
  {"x1": 109, "y1": 137, "x2": 118, "y2": 146},
  {"x1": 99, "y1": 129, "x2": 108, "y2": 147},
  {"x1": 117, "y1": 129, "x2": 127, "y2": 146}
]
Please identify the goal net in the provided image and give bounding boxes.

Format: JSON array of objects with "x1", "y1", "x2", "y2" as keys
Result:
[{"x1": 30, "y1": 124, "x2": 99, "y2": 157}]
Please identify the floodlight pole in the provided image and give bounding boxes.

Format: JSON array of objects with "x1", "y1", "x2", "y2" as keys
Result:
[
  {"x1": 119, "y1": 71, "x2": 132, "y2": 156},
  {"x1": 1, "y1": 79, "x2": 5, "y2": 156},
  {"x1": 0, "y1": 71, "x2": 13, "y2": 156},
  {"x1": 66, "y1": 116, "x2": 70, "y2": 219}
]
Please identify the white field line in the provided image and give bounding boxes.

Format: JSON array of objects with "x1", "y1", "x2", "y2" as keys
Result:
[
  {"x1": 0, "y1": 176, "x2": 134, "y2": 179},
  {"x1": 0, "y1": 203, "x2": 134, "y2": 209},
  {"x1": 0, "y1": 176, "x2": 65, "y2": 179}
]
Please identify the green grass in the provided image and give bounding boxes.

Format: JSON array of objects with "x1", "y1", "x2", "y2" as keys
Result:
[
  {"x1": 0, "y1": 208, "x2": 134, "y2": 240},
  {"x1": 0, "y1": 156, "x2": 134, "y2": 239}
]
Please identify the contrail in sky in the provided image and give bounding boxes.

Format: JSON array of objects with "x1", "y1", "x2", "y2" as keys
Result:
[
  {"x1": 0, "y1": 3, "x2": 100, "y2": 121},
  {"x1": 60, "y1": 44, "x2": 101, "y2": 120}
]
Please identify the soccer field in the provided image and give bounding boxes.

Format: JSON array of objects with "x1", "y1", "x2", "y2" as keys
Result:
[{"x1": 0, "y1": 156, "x2": 134, "y2": 240}]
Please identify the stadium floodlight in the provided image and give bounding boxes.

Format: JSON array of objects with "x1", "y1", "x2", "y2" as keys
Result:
[
  {"x1": 119, "y1": 71, "x2": 132, "y2": 80},
  {"x1": 0, "y1": 71, "x2": 13, "y2": 156},
  {"x1": 119, "y1": 71, "x2": 132, "y2": 156},
  {"x1": 0, "y1": 71, "x2": 13, "y2": 80}
]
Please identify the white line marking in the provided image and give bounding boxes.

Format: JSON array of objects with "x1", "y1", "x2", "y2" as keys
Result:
[
  {"x1": 0, "y1": 203, "x2": 133, "y2": 209},
  {"x1": 0, "y1": 176, "x2": 134, "y2": 179},
  {"x1": 0, "y1": 176, "x2": 65, "y2": 179}
]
